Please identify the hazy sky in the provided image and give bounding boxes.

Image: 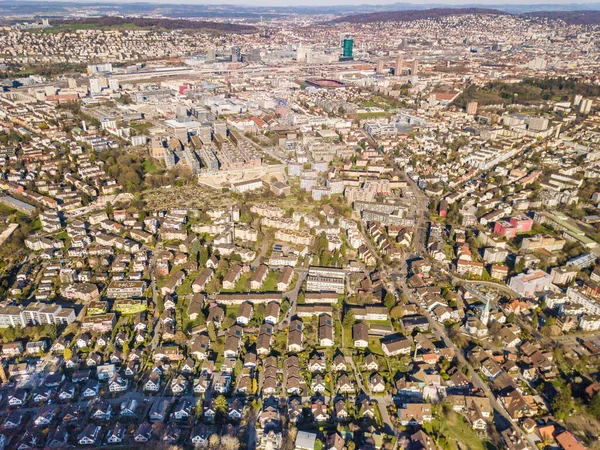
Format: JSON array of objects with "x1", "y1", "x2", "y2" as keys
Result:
[{"x1": 26, "y1": 0, "x2": 600, "y2": 4}]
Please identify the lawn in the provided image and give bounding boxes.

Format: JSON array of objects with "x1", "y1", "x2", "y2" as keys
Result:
[
  {"x1": 426, "y1": 412, "x2": 497, "y2": 450},
  {"x1": 355, "y1": 112, "x2": 393, "y2": 119},
  {"x1": 142, "y1": 159, "x2": 159, "y2": 174},
  {"x1": 221, "y1": 273, "x2": 251, "y2": 293},
  {"x1": 259, "y1": 270, "x2": 280, "y2": 292}
]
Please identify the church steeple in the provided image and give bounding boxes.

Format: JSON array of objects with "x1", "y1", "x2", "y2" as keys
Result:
[{"x1": 481, "y1": 296, "x2": 491, "y2": 326}]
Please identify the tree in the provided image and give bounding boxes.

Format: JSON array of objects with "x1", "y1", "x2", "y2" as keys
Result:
[
  {"x1": 221, "y1": 435, "x2": 240, "y2": 450},
  {"x1": 531, "y1": 311, "x2": 539, "y2": 329},
  {"x1": 63, "y1": 347, "x2": 72, "y2": 360},
  {"x1": 552, "y1": 385, "x2": 573, "y2": 420},
  {"x1": 514, "y1": 258, "x2": 526, "y2": 274},
  {"x1": 214, "y1": 395, "x2": 228, "y2": 415},
  {"x1": 343, "y1": 310, "x2": 355, "y2": 328},
  {"x1": 199, "y1": 246, "x2": 209, "y2": 267},
  {"x1": 105, "y1": 201, "x2": 113, "y2": 218},
  {"x1": 390, "y1": 305, "x2": 404, "y2": 319},
  {"x1": 589, "y1": 392, "x2": 600, "y2": 419},
  {"x1": 384, "y1": 292, "x2": 396, "y2": 310},
  {"x1": 314, "y1": 440, "x2": 323, "y2": 450},
  {"x1": 209, "y1": 434, "x2": 221, "y2": 449},
  {"x1": 122, "y1": 341, "x2": 130, "y2": 355}
]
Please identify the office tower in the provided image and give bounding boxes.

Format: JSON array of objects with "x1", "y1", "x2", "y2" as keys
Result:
[
  {"x1": 67, "y1": 78, "x2": 77, "y2": 89},
  {"x1": 394, "y1": 56, "x2": 403, "y2": 75},
  {"x1": 108, "y1": 78, "x2": 119, "y2": 90},
  {"x1": 580, "y1": 99, "x2": 593, "y2": 114},
  {"x1": 89, "y1": 78, "x2": 102, "y2": 94},
  {"x1": 466, "y1": 101, "x2": 478, "y2": 115},
  {"x1": 376, "y1": 60, "x2": 385, "y2": 74},
  {"x1": 232, "y1": 47, "x2": 241, "y2": 62},
  {"x1": 340, "y1": 36, "x2": 353, "y2": 61},
  {"x1": 207, "y1": 48, "x2": 216, "y2": 61},
  {"x1": 411, "y1": 59, "x2": 419, "y2": 75}
]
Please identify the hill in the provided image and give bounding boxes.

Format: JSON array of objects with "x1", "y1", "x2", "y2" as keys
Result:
[
  {"x1": 48, "y1": 17, "x2": 257, "y2": 34},
  {"x1": 328, "y1": 7, "x2": 508, "y2": 24},
  {"x1": 522, "y1": 11, "x2": 600, "y2": 25}
]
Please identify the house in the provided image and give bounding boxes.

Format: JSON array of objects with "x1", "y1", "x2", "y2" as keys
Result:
[
  {"x1": 34, "y1": 405, "x2": 55, "y2": 426},
  {"x1": 78, "y1": 424, "x2": 101, "y2": 445},
  {"x1": 8, "y1": 389, "x2": 27, "y2": 406},
  {"x1": 120, "y1": 399, "x2": 139, "y2": 417},
  {"x1": 229, "y1": 398, "x2": 244, "y2": 420},
  {"x1": 58, "y1": 382, "x2": 76, "y2": 400},
  {"x1": 333, "y1": 354, "x2": 347, "y2": 372},
  {"x1": 207, "y1": 306, "x2": 225, "y2": 328},
  {"x1": 265, "y1": 301, "x2": 280, "y2": 324},
  {"x1": 236, "y1": 302, "x2": 254, "y2": 325},
  {"x1": 353, "y1": 322, "x2": 369, "y2": 348},
  {"x1": 336, "y1": 374, "x2": 355, "y2": 394},
  {"x1": 47, "y1": 426, "x2": 69, "y2": 448},
  {"x1": 360, "y1": 399, "x2": 376, "y2": 419},
  {"x1": 190, "y1": 424, "x2": 210, "y2": 447},
  {"x1": 171, "y1": 399, "x2": 192, "y2": 421},
  {"x1": 311, "y1": 399, "x2": 329, "y2": 422},
  {"x1": 17, "y1": 431, "x2": 40, "y2": 450},
  {"x1": 296, "y1": 431, "x2": 318, "y2": 450},
  {"x1": 308, "y1": 353, "x2": 327, "y2": 372},
  {"x1": 555, "y1": 431, "x2": 586, "y2": 450},
  {"x1": 381, "y1": 334, "x2": 412, "y2": 356},
  {"x1": 334, "y1": 400, "x2": 349, "y2": 421},
  {"x1": 398, "y1": 403, "x2": 433, "y2": 426},
  {"x1": 164, "y1": 423, "x2": 181, "y2": 444},
  {"x1": 251, "y1": 265, "x2": 269, "y2": 290},
  {"x1": 369, "y1": 373, "x2": 386, "y2": 393},
  {"x1": 134, "y1": 422, "x2": 153, "y2": 442},
  {"x1": 82, "y1": 380, "x2": 100, "y2": 398},
  {"x1": 223, "y1": 264, "x2": 242, "y2": 290},
  {"x1": 288, "y1": 319, "x2": 304, "y2": 352},
  {"x1": 3, "y1": 411, "x2": 23, "y2": 429},
  {"x1": 149, "y1": 399, "x2": 171, "y2": 422},
  {"x1": 171, "y1": 375, "x2": 188, "y2": 394},
  {"x1": 364, "y1": 353, "x2": 379, "y2": 371},
  {"x1": 318, "y1": 314, "x2": 334, "y2": 347},
  {"x1": 190, "y1": 334, "x2": 211, "y2": 360},
  {"x1": 91, "y1": 401, "x2": 112, "y2": 420},
  {"x1": 326, "y1": 433, "x2": 345, "y2": 450},
  {"x1": 311, "y1": 374, "x2": 326, "y2": 394},
  {"x1": 106, "y1": 422, "x2": 127, "y2": 444},
  {"x1": 109, "y1": 374, "x2": 129, "y2": 392}
]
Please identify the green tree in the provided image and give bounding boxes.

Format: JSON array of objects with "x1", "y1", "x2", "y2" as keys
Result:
[
  {"x1": 214, "y1": 395, "x2": 228, "y2": 415},
  {"x1": 105, "y1": 201, "x2": 113, "y2": 218},
  {"x1": 314, "y1": 440, "x2": 323, "y2": 450},
  {"x1": 514, "y1": 258, "x2": 526, "y2": 274},
  {"x1": 63, "y1": 347, "x2": 72, "y2": 360},
  {"x1": 589, "y1": 392, "x2": 600, "y2": 419},
  {"x1": 343, "y1": 310, "x2": 355, "y2": 328},
  {"x1": 552, "y1": 385, "x2": 573, "y2": 420},
  {"x1": 199, "y1": 246, "x2": 209, "y2": 267},
  {"x1": 384, "y1": 292, "x2": 396, "y2": 310},
  {"x1": 531, "y1": 311, "x2": 539, "y2": 329}
]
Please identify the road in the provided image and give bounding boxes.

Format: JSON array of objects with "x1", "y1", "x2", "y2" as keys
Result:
[{"x1": 279, "y1": 269, "x2": 307, "y2": 329}]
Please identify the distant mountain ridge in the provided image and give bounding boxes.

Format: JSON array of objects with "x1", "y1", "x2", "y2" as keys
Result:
[
  {"x1": 1, "y1": 0, "x2": 600, "y2": 23},
  {"x1": 328, "y1": 7, "x2": 508, "y2": 24},
  {"x1": 50, "y1": 17, "x2": 257, "y2": 33},
  {"x1": 329, "y1": 7, "x2": 600, "y2": 25}
]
